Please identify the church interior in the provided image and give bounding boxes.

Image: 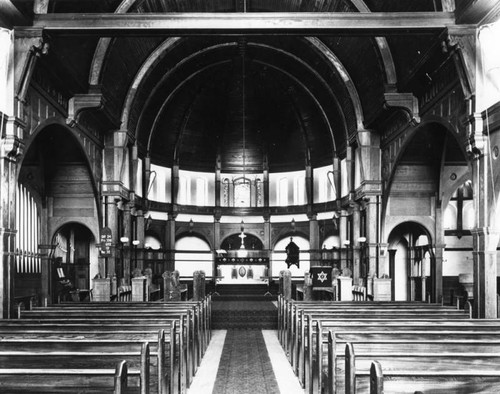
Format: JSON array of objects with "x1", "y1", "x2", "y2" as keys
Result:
[{"x1": 1, "y1": 0, "x2": 500, "y2": 393}]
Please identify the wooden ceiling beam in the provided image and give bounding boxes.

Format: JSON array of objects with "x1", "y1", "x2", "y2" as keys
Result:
[{"x1": 31, "y1": 12, "x2": 456, "y2": 36}]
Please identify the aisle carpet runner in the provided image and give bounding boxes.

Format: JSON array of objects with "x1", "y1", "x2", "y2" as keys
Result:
[{"x1": 212, "y1": 330, "x2": 280, "y2": 394}]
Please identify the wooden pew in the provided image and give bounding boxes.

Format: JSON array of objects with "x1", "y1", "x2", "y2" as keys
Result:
[
  {"x1": 307, "y1": 317, "x2": 500, "y2": 394},
  {"x1": 0, "y1": 320, "x2": 182, "y2": 394},
  {"x1": 331, "y1": 335, "x2": 500, "y2": 394},
  {"x1": 45, "y1": 296, "x2": 212, "y2": 357},
  {"x1": 0, "y1": 337, "x2": 167, "y2": 394},
  {"x1": 0, "y1": 359, "x2": 133, "y2": 393},
  {"x1": 50, "y1": 296, "x2": 212, "y2": 357},
  {"x1": 23, "y1": 306, "x2": 201, "y2": 382},
  {"x1": 289, "y1": 307, "x2": 470, "y2": 382},
  {"x1": 359, "y1": 347, "x2": 500, "y2": 394},
  {"x1": 278, "y1": 297, "x2": 469, "y2": 371},
  {"x1": 277, "y1": 296, "x2": 467, "y2": 347}
]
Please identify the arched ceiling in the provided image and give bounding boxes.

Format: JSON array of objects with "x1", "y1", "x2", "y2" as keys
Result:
[{"x1": 21, "y1": 0, "x2": 449, "y2": 172}]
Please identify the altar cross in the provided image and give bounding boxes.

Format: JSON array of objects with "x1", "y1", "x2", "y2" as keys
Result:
[{"x1": 238, "y1": 231, "x2": 246, "y2": 249}]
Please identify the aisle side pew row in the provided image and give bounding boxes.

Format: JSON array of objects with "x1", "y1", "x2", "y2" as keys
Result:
[
  {"x1": 29, "y1": 297, "x2": 212, "y2": 365},
  {"x1": 0, "y1": 358, "x2": 137, "y2": 393},
  {"x1": 0, "y1": 319, "x2": 181, "y2": 393},
  {"x1": 287, "y1": 305, "x2": 469, "y2": 366},
  {"x1": 292, "y1": 310, "x2": 470, "y2": 386},
  {"x1": 354, "y1": 345, "x2": 500, "y2": 394},
  {"x1": 20, "y1": 307, "x2": 202, "y2": 388},
  {"x1": 306, "y1": 317, "x2": 500, "y2": 394},
  {"x1": 325, "y1": 331, "x2": 500, "y2": 394},
  {"x1": 0, "y1": 337, "x2": 167, "y2": 394},
  {"x1": 277, "y1": 296, "x2": 470, "y2": 350}
]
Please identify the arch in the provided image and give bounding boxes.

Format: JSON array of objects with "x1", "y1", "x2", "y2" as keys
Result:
[
  {"x1": 387, "y1": 221, "x2": 434, "y2": 302},
  {"x1": 385, "y1": 117, "x2": 468, "y2": 201},
  {"x1": 220, "y1": 232, "x2": 264, "y2": 251},
  {"x1": 272, "y1": 234, "x2": 311, "y2": 277},
  {"x1": 121, "y1": 39, "x2": 360, "y2": 159},
  {"x1": 19, "y1": 119, "x2": 103, "y2": 229},
  {"x1": 174, "y1": 234, "x2": 212, "y2": 278},
  {"x1": 381, "y1": 118, "x2": 468, "y2": 243},
  {"x1": 50, "y1": 222, "x2": 98, "y2": 302},
  {"x1": 142, "y1": 49, "x2": 342, "y2": 161}
]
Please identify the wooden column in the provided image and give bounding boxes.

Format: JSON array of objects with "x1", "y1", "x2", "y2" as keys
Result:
[
  {"x1": 339, "y1": 210, "x2": 349, "y2": 272},
  {"x1": 309, "y1": 213, "x2": 320, "y2": 266},
  {"x1": 352, "y1": 205, "x2": 361, "y2": 285},
  {"x1": 106, "y1": 196, "x2": 118, "y2": 277},
  {"x1": 472, "y1": 228, "x2": 499, "y2": 318},
  {"x1": 0, "y1": 117, "x2": 23, "y2": 318},
  {"x1": 135, "y1": 210, "x2": 145, "y2": 271},
  {"x1": 165, "y1": 213, "x2": 176, "y2": 272},
  {"x1": 122, "y1": 202, "x2": 132, "y2": 285}
]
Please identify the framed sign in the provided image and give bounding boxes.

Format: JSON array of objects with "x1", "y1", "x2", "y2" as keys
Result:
[{"x1": 100, "y1": 227, "x2": 112, "y2": 257}]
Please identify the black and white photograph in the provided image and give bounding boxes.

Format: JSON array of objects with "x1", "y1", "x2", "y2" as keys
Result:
[{"x1": 1, "y1": 1, "x2": 500, "y2": 393}]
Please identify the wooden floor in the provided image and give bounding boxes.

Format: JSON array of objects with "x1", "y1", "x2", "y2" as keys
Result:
[{"x1": 187, "y1": 330, "x2": 304, "y2": 394}]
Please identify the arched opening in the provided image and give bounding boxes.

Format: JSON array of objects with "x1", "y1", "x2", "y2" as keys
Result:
[
  {"x1": 217, "y1": 233, "x2": 267, "y2": 284},
  {"x1": 387, "y1": 222, "x2": 434, "y2": 302},
  {"x1": 17, "y1": 123, "x2": 99, "y2": 303},
  {"x1": 272, "y1": 235, "x2": 310, "y2": 278},
  {"x1": 175, "y1": 235, "x2": 212, "y2": 279},
  {"x1": 51, "y1": 223, "x2": 95, "y2": 303}
]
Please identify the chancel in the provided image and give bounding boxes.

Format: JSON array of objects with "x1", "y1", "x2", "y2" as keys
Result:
[{"x1": 1, "y1": 1, "x2": 500, "y2": 393}]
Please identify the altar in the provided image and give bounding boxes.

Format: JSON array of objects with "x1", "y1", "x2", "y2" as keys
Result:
[{"x1": 215, "y1": 256, "x2": 270, "y2": 285}]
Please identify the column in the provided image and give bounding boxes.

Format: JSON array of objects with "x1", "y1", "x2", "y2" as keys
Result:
[
  {"x1": 122, "y1": 202, "x2": 132, "y2": 284},
  {"x1": 472, "y1": 228, "x2": 499, "y2": 318},
  {"x1": 0, "y1": 118, "x2": 23, "y2": 318},
  {"x1": 339, "y1": 210, "x2": 349, "y2": 272},
  {"x1": 309, "y1": 213, "x2": 320, "y2": 267},
  {"x1": 264, "y1": 214, "x2": 271, "y2": 275},
  {"x1": 135, "y1": 210, "x2": 145, "y2": 271},
  {"x1": 38, "y1": 244, "x2": 54, "y2": 306},
  {"x1": 352, "y1": 205, "x2": 361, "y2": 285},
  {"x1": 106, "y1": 196, "x2": 118, "y2": 277},
  {"x1": 165, "y1": 213, "x2": 176, "y2": 272}
]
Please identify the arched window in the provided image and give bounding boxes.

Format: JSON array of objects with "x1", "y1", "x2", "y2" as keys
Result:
[
  {"x1": 175, "y1": 236, "x2": 212, "y2": 278},
  {"x1": 272, "y1": 236, "x2": 310, "y2": 277}
]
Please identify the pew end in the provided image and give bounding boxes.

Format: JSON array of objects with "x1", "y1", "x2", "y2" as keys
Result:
[{"x1": 370, "y1": 361, "x2": 383, "y2": 394}]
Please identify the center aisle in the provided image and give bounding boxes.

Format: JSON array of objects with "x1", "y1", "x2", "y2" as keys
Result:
[{"x1": 187, "y1": 330, "x2": 304, "y2": 394}]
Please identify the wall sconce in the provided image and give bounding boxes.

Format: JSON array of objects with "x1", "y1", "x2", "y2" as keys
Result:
[
  {"x1": 120, "y1": 236, "x2": 129, "y2": 245},
  {"x1": 344, "y1": 240, "x2": 351, "y2": 246},
  {"x1": 132, "y1": 240, "x2": 140, "y2": 247},
  {"x1": 358, "y1": 237, "x2": 367, "y2": 243}
]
